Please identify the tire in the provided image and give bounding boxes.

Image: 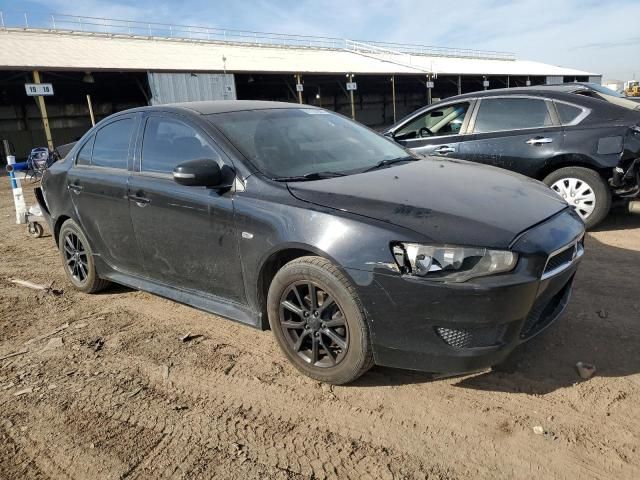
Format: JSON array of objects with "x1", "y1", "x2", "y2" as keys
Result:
[
  {"x1": 28, "y1": 222, "x2": 44, "y2": 238},
  {"x1": 267, "y1": 256, "x2": 374, "y2": 385},
  {"x1": 58, "y1": 219, "x2": 110, "y2": 293},
  {"x1": 543, "y1": 167, "x2": 611, "y2": 229}
]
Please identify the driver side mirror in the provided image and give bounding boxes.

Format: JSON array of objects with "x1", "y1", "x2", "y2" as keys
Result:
[{"x1": 173, "y1": 159, "x2": 229, "y2": 188}]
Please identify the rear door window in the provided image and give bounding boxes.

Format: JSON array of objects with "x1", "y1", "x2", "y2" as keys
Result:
[
  {"x1": 141, "y1": 117, "x2": 221, "y2": 174},
  {"x1": 76, "y1": 136, "x2": 94, "y2": 166},
  {"x1": 91, "y1": 118, "x2": 133, "y2": 169},
  {"x1": 473, "y1": 98, "x2": 553, "y2": 133}
]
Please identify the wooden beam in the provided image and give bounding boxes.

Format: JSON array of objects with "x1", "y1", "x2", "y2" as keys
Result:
[{"x1": 32, "y1": 70, "x2": 54, "y2": 150}]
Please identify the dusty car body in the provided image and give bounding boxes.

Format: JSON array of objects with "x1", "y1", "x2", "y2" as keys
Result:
[{"x1": 38, "y1": 101, "x2": 585, "y2": 384}]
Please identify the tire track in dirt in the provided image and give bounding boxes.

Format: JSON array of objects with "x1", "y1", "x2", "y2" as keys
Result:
[{"x1": 11, "y1": 373, "x2": 436, "y2": 479}]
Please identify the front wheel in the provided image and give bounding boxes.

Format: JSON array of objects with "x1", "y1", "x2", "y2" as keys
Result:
[
  {"x1": 543, "y1": 167, "x2": 611, "y2": 229},
  {"x1": 267, "y1": 256, "x2": 374, "y2": 384}
]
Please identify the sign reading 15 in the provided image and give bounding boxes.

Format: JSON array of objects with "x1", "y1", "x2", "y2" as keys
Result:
[{"x1": 25, "y1": 83, "x2": 54, "y2": 96}]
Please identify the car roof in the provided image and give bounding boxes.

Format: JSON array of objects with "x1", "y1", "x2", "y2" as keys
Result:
[
  {"x1": 123, "y1": 100, "x2": 313, "y2": 116},
  {"x1": 449, "y1": 87, "x2": 582, "y2": 101},
  {"x1": 419, "y1": 86, "x2": 620, "y2": 111}
]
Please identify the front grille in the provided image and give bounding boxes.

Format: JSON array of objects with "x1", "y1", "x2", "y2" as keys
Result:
[
  {"x1": 436, "y1": 325, "x2": 507, "y2": 349},
  {"x1": 520, "y1": 280, "x2": 572, "y2": 338}
]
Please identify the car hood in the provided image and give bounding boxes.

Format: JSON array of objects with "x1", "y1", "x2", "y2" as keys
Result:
[{"x1": 288, "y1": 158, "x2": 568, "y2": 248}]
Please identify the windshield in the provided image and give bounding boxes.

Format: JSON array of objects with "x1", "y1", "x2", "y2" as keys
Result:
[{"x1": 207, "y1": 108, "x2": 413, "y2": 178}]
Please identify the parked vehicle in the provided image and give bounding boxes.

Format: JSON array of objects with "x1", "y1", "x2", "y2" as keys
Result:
[
  {"x1": 624, "y1": 80, "x2": 640, "y2": 98},
  {"x1": 386, "y1": 88, "x2": 640, "y2": 228},
  {"x1": 540, "y1": 82, "x2": 640, "y2": 111},
  {"x1": 38, "y1": 101, "x2": 584, "y2": 384}
]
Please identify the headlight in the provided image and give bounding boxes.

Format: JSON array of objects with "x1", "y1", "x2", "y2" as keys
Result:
[{"x1": 392, "y1": 243, "x2": 518, "y2": 282}]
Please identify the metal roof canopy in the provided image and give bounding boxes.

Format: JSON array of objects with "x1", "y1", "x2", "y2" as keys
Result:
[{"x1": 0, "y1": 14, "x2": 597, "y2": 77}]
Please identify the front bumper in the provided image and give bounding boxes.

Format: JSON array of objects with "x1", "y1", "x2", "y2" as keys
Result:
[{"x1": 349, "y1": 209, "x2": 585, "y2": 374}]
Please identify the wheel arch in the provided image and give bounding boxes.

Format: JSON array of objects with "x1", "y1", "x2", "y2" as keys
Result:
[
  {"x1": 53, "y1": 214, "x2": 72, "y2": 246},
  {"x1": 256, "y1": 243, "x2": 345, "y2": 330},
  {"x1": 537, "y1": 154, "x2": 610, "y2": 181}
]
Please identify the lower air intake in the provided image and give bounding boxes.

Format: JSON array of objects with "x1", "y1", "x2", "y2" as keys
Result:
[{"x1": 435, "y1": 325, "x2": 507, "y2": 349}]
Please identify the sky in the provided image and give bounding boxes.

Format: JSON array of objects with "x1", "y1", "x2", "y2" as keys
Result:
[{"x1": 1, "y1": 0, "x2": 639, "y2": 81}]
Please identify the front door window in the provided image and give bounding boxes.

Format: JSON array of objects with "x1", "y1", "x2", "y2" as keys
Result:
[{"x1": 394, "y1": 102, "x2": 470, "y2": 140}]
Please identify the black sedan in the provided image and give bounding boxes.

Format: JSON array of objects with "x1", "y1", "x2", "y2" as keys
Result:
[
  {"x1": 38, "y1": 101, "x2": 584, "y2": 384},
  {"x1": 386, "y1": 88, "x2": 640, "y2": 228}
]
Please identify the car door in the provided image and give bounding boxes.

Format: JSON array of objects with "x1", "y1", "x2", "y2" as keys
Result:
[
  {"x1": 66, "y1": 114, "x2": 143, "y2": 275},
  {"x1": 456, "y1": 96, "x2": 564, "y2": 177},
  {"x1": 389, "y1": 100, "x2": 474, "y2": 157},
  {"x1": 128, "y1": 113, "x2": 246, "y2": 304}
]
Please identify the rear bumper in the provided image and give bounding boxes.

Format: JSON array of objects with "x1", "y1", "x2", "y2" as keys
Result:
[
  {"x1": 34, "y1": 187, "x2": 53, "y2": 230},
  {"x1": 349, "y1": 209, "x2": 585, "y2": 374},
  {"x1": 611, "y1": 125, "x2": 640, "y2": 197}
]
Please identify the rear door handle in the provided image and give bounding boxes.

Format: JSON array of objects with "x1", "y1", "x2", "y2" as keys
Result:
[
  {"x1": 128, "y1": 194, "x2": 151, "y2": 206},
  {"x1": 434, "y1": 145, "x2": 456, "y2": 154},
  {"x1": 526, "y1": 136, "x2": 553, "y2": 145}
]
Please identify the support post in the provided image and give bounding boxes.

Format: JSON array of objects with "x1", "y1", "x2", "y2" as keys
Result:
[
  {"x1": 348, "y1": 74, "x2": 355, "y2": 120},
  {"x1": 32, "y1": 71, "x2": 54, "y2": 151},
  {"x1": 426, "y1": 74, "x2": 432, "y2": 105},
  {"x1": 86, "y1": 94, "x2": 96, "y2": 126},
  {"x1": 296, "y1": 74, "x2": 303, "y2": 104},
  {"x1": 4, "y1": 142, "x2": 27, "y2": 225},
  {"x1": 391, "y1": 75, "x2": 396, "y2": 124},
  {"x1": 507, "y1": 75, "x2": 510, "y2": 88},
  {"x1": 458, "y1": 75, "x2": 462, "y2": 95}
]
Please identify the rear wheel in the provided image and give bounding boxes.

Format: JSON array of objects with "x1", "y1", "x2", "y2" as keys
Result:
[
  {"x1": 543, "y1": 167, "x2": 611, "y2": 229},
  {"x1": 267, "y1": 256, "x2": 374, "y2": 384},
  {"x1": 58, "y1": 219, "x2": 110, "y2": 293}
]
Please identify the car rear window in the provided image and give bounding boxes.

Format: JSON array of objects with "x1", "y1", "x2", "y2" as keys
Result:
[
  {"x1": 474, "y1": 98, "x2": 553, "y2": 133},
  {"x1": 555, "y1": 102, "x2": 583, "y2": 125}
]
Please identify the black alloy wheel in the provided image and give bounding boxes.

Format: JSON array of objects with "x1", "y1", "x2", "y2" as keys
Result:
[
  {"x1": 57, "y1": 219, "x2": 110, "y2": 293},
  {"x1": 279, "y1": 281, "x2": 349, "y2": 367},
  {"x1": 267, "y1": 256, "x2": 374, "y2": 384},
  {"x1": 62, "y1": 231, "x2": 89, "y2": 283}
]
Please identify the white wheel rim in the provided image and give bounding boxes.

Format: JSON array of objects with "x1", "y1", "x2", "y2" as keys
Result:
[{"x1": 550, "y1": 177, "x2": 596, "y2": 220}]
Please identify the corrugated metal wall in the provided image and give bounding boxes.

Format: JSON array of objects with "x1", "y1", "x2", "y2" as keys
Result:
[
  {"x1": 546, "y1": 76, "x2": 564, "y2": 85},
  {"x1": 147, "y1": 73, "x2": 237, "y2": 104}
]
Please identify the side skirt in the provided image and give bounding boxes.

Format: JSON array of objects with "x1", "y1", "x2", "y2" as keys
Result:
[{"x1": 95, "y1": 257, "x2": 262, "y2": 329}]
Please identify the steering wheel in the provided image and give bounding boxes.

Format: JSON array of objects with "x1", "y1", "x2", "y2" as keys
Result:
[{"x1": 418, "y1": 127, "x2": 433, "y2": 138}]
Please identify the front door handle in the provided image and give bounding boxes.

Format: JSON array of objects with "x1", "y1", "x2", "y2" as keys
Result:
[
  {"x1": 68, "y1": 183, "x2": 83, "y2": 194},
  {"x1": 434, "y1": 145, "x2": 456, "y2": 154},
  {"x1": 526, "y1": 136, "x2": 553, "y2": 145},
  {"x1": 128, "y1": 194, "x2": 151, "y2": 207}
]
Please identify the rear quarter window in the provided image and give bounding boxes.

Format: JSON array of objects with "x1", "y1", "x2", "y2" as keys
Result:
[{"x1": 555, "y1": 102, "x2": 584, "y2": 125}]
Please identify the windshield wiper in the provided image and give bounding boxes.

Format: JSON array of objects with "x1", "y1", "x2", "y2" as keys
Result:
[
  {"x1": 275, "y1": 171, "x2": 347, "y2": 182},
  {"x1": 362, "y1": 156, "x2": 418, "y2": 173}
]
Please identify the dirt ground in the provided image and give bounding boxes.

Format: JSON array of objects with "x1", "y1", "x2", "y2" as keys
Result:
[{"x1": 0, "y1": 179, "x2": 639, "y2": 480}]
